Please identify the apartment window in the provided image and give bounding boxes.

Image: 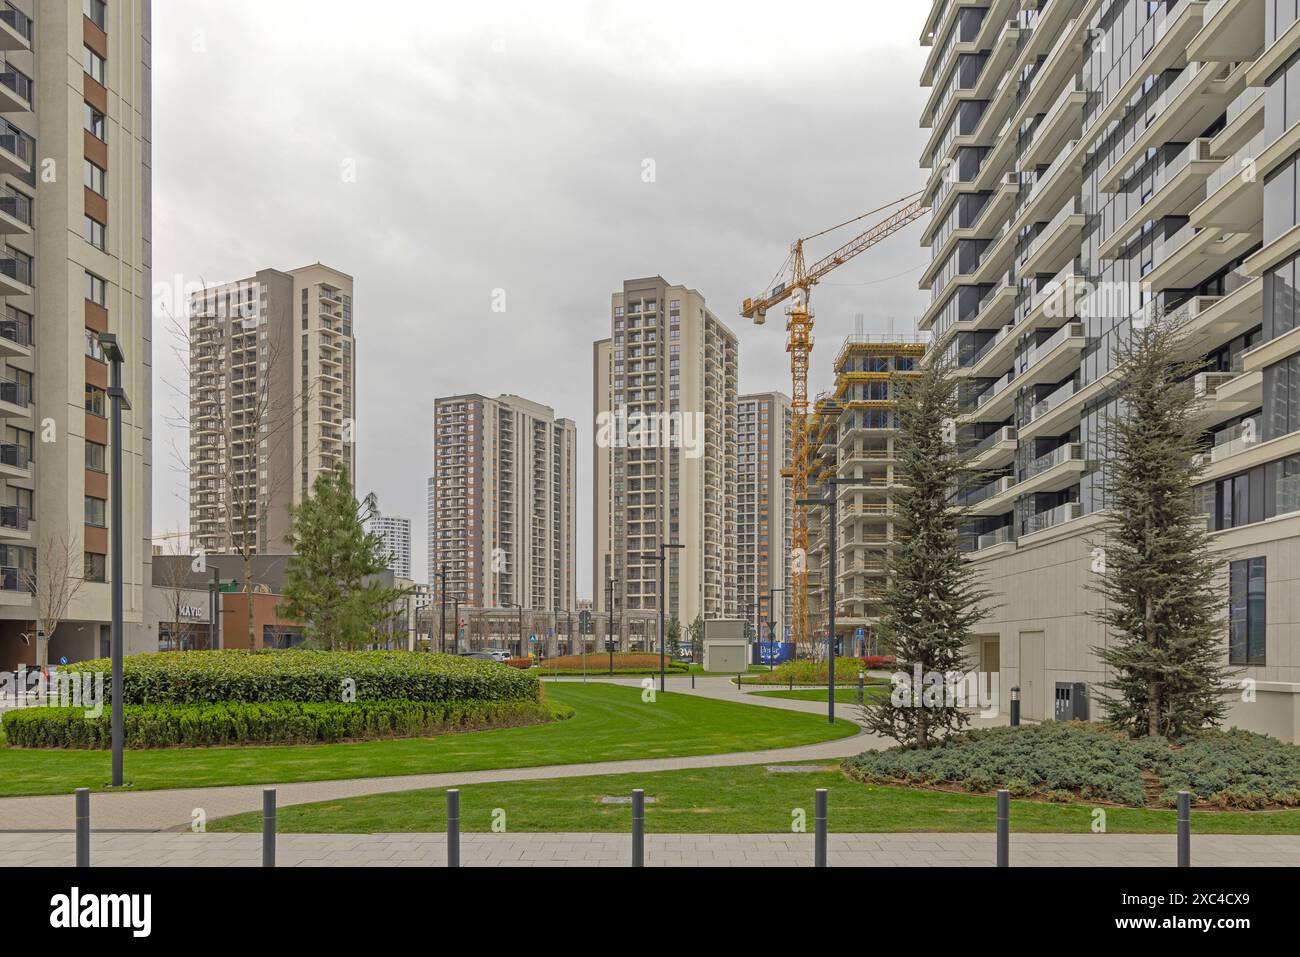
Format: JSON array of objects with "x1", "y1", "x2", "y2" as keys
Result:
[
  {"x1": 1228, "y1": 558, "x2": 1266, "y2": 666},
  {"x1": 84, "y1": 496, "x2": 107, "y2": 527},
  {"x1": 83, "y1": 103, "x2": 105, "y2": 142},
  {"x1": 84, "y1": 0, "x2": 107, "y2": 29},
  {"x1": 83, "y1": 46, "x2": 106, "y2": 84},
  {"x1": 85, "y1": 328, "x2": 104, "y2": 360},
  {"x1": 85, "y1": 383, "x2": 107, "y2": 416},
  {"x1": 84, "y1": 215, "x2": 106, "y2": 250},
  {"x1": 85, "y1": 440, "x2": 106, "y2": 472},
  {"x1": 84, "y1": 553, "x2": 106, "y2": 583},
  {"x1": 85, "y1": 271, "x2": 106, "y2": 305},
  {"x1": 84, "y1": 160, "x2": 106, "y2": 196}
]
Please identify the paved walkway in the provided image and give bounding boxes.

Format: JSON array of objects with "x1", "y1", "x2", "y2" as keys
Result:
[{"x1": 8, "y1": 831, "x2": 1298, "y2": 867}]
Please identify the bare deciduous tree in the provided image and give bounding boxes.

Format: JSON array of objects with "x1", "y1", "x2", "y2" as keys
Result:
[{"x1": 21, "y1": 530, "x2": 87, "y2": 669}]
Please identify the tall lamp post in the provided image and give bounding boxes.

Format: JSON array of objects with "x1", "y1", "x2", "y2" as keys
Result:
[
  {"x1": 510, "y1": 602, "x2": 524, "y2": 658},
  {"x1": 438, "y1": 565, "x2": 447, "y2": 653},
  {"x1": 450, "y1": 595, "x2": 462, "y2": 653},
  {"x1": 100, "y1": 334, "x2": 130, "y2": 788},
  {"x1": 637, "y1": 542, "x2": 683, "y2": 693},
  {"x1": 605, "y1": 576, "x2": 619, "y2": 674},
  {"x1": 799, "y1": 476, "x2": 878, "y2": 724},
  {"x1": 766, "y1": 586, "x2": 787, "y2": 672}
]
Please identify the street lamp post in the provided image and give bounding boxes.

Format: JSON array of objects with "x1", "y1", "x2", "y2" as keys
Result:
[
  {"x1": 100, "y1": 334, "x2": 130, "y2": 788},
  {"x1": 450, "y1": 596, "x2": 461, "y2": 653},
  {"x1": 438, "y1": 566, "x2": 447, "y2": 654},
  {"x1": 637, "y1": 543, "x2": 683, "y2": 693},
  {"x1": 605, "y1": 576, "x2": 619, "y2": 674},
  {"x1": 766, "y1": 586, "x2": 787, "y2": 672},
  {"x1": 510, "y1": 603, "x2": 524, "y2": 658}
]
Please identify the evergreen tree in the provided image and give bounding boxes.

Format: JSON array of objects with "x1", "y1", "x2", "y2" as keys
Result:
[
  {"x1": 1089, "y1": 315, "x2": 1233, "y2": 737},
  {"x1": 861, "y1": 359, "x2": 991, "y2": 749},
  {"x1": 666, "y1": 617, "x2": 682, "y2": 658},
  {"x1": 281, "y1": 468, "x2": 408, "y2": 650}
]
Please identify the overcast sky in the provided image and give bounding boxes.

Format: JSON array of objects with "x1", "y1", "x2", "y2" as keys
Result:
[{"x1": 152, "y1": 0, "x2": 931, "y2": 596}]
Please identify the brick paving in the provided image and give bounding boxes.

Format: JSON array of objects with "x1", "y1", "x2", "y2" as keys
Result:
[{"x1": 5, "y1": 830, "x2": 1298, "y2": 867}]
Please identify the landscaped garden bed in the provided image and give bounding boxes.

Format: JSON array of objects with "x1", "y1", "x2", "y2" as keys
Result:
[
  {"x1": 845, "y1": 722, "x2": 1300, "y2": 810},
  {"x1": 538, "y1": 653, "x2": 690, "y2": 676},
  {"x1": 742, "y1": 657, "x2": 885, "y2": 686}
]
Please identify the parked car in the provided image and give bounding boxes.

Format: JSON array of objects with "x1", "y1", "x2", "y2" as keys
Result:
[{"x1": 485, "y1": 649, "x2": 512, "y2": 663}]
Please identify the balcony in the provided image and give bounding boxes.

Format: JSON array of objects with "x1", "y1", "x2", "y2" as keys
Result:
[
  {"x1": 1144, "y1": 222, "x2": 1258, "y2": 291},
  {"x1": 1021, "y1": 197, "x2": 1088, "y2": 275},
  {"x1": 1020, "y1": 269, "x2": 1087, "y2": 334},
  {"x1": 965, "y1": 476, "x2": 1016, "y2": 517},
  {"x1": 0, "y1": 129, "x2": 27, "y2": 176},
  {"x1": 1017, "y1": 442, "x2": 1087, "y2": 496},
  {"x1": 964, "y1": 369, "x2": 1017, "y2": 424},
  {"x1": 0, "y1": 253, "x2": 30, "y2": 296},
  {"x1": 1166, "y1": 279, "x2": 1263, "y2": 360},
  {"x1": 0, "y1": 185, "x2": 30, "y2": 235},
  {"x1": 973, "y1": 271, "x2": 1017, "y2": 330},
  {"x1": 1193, "y1": 369, "x2": 1262, "y2": 428},
  {"x1": 0, "y1": 503, "x2": 28, "y2": 539},
  {"x1": 1099, "y1": 140, "x2": 1218, "y2": 261},
  {"x1": 0, "y1": 4, "x2": 31, "y2": 51},
  {"x1": 0, "y1": 311, "x2": 29, "y2": 357},
  {"x1": 1188, "y1": 0, "x2": 1265, "y2": 61},
  {"x1": 1191, "y1": 129, "x2": 1266, "y2": 232},
  {"x1": 972, "y1": 525, "x2": 1015, "y2": 553},
  {"x1": 0, "y1": 440, "x2": 28, "y2": 478},
  {"x1": 1018, "y1": 140, "x2": 1084, "y2": 230},
  {"x1": 1018, "y1": 323, "x2": 1087, "y2": 389},
  {"x1": 966, "y1": 425, "x2": 1018, "y2": 470},
  {"x1": 1021, "y1": 77, "x2": 1086, "y2": 170},
  {"x1": 0, "y1": 376, "x2": 27, "y2": 415},
  {"x1": 0, "y1": 61, "x2": 31, "y2": 113},
  {"x1": 1021, "y1": 501, "x2": 1083, "y2": 539},
  {"x1": 965, "y1": 325, "x2": 1017, "y2": 380}
]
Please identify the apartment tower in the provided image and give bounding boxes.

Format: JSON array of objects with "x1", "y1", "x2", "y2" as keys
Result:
[
  {"x1": 806, "y1": 337, "x2": 924, "y2": 656},
  {"x1": 189, "y1": 264, "x2": 356, "y2": 556},
  {"x1": 737, "y1": 391, "x2": 792, "y2": 643},
  {"x1": 0, "y1": 0, "x2": 152, "y2": 669},
  {"x1": 367, "y1": 512, "x2": 411, "y2": 580},
  {"x1": 593, "y1": 277, "x2": 739, "y2": 626},
  {"x1": 920, "y1": 0, "x2": 1299, "y2": 739},
  {"x1": 430, "y1": 393, "x2": 576, "y2": 615}
]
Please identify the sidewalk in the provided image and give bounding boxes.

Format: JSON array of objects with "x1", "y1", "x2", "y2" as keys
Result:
[{"x1": 7, "y1": 830, "x2": 1297, "y2": 867}]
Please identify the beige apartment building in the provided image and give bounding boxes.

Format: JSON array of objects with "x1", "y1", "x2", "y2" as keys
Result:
[
  {"x1": 921, "y1": 0, "x2": 1300, "y2": 739},
  {"x1": 430, "y1": 393, "x2": 576, "y2": 625},
  {"x1": 0, "y1": 1, "x2": 153, "y2": 669},
  {"x1": 806, "y1": 337, "x2": 924, "y2": 657},
  {"x1": 593, "y1": 277, "x2": 739, "y2": 627},
  {"x1": 189, "y1": 264, "x2": 355, "y2": 556},
  {"x1": 737, "y1": 391, "x2": 792, "y2": 643}
]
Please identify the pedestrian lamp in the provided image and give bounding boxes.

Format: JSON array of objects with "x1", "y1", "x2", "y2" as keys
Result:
[
  {"x1": 766, "y1": 586, "x2": 786, "y2": 672},
  {"x1": 637, "y1": 542, "x2": 684, "y2": 693},
  {"x1": 100, "y1": 333, "x2": 130, "y2": 788},
  {"x1": 605, "y1": 576, "x2": 619, "y2": 673}
]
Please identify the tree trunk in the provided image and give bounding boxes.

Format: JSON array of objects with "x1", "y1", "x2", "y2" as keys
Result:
[
  {"x1": 1146, "y1": 593, "x2": 1159, "y2": 737},
  {"x1": 244, "y1": 550, "x2": 254, "y2": 650}
]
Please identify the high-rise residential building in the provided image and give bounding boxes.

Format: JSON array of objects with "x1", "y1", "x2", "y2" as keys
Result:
[
  {"x1": 806, "y1": 337, "x2": 925, "y2": 657},
  {"x1": 737, "y1": 391, "x2": 792, "y2": 643},
  {"x1": 593, "y1": 277, "x2": 739, "y2": 626},
  {"x1": 919, "y1": 0, "x2": 1300, "y2": 738},
  {"x1": 367, "y1": 512, "x2": 411, "y2": 580},
  {"x1": 0, "y1": 1, "x2": 153, "y2": 670},
  {"x1": 426, "y1": 474, "x2": 436, "y2": 584},
  {"x1": 431, "y1": 393, "x2": 576, "y2": 614},
  {"x1": 188, "y1": 264, "x2": 356, "y2": 556}
]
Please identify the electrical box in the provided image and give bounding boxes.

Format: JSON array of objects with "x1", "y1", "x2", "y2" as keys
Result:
[{"x1": 1054, "y1": 682, "x2": 1089, "y2": 721}]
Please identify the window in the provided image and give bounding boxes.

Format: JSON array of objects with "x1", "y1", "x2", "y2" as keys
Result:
[
  {"x1": 83, "y1": 103, "x2": 105, "y2": 141},
  {"x1": 84, "y1": 215, "x2": 105, "y2": 250},
  {"x1": 85, "y1": 271, "x2": 106, "y2": 305},
  {"x1": 85, "y1": 328, "x2": 104, "y2": 360},
  {"x1": 84, "y1": 160, "x2": 106, "y2": 196},
  {"x1": 12, "y1": 487, "x2": 31, "y2": 515},
  {"x1": 85, "y1": 383, "x2": 106, "y2": 416},
  {"x1": 84, "y1": 496, "x2": 107, "y2": 527},
  {"x1": 84, "y1": 0, "x2": 106, "y2": 29},
  {"x1": 84, "y1": 552, "x2": 106, "y2": 583},
  {"x1": 1228, "y1": 558, "x2": 1266, "y2": 666},
  {"x1": 85, "y1": 440, "x2": 106, "y2": 472},
  {"x1": 82, "y1": 46, "x2": 105, "y2": 84}
]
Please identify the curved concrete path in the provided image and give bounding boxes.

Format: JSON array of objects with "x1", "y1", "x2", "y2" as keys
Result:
[{"x1": 0, "y1": 676, "x2": 903, "y2": 833}]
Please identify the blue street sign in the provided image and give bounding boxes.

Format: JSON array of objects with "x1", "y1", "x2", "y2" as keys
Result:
[
  {"x1": 59, "y1": 656, "x2": 68, "y2": 666},
  {"x1": 855, "y1": 627, "x2": 865, "y2": 638},
  {"x1": 529, "y1": 635, "x2": 537, "y2": 643}
]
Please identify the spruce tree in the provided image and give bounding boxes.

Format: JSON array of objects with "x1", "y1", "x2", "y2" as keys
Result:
[
  {"x1": 861, "y1": 359, "x2": 991, "y2": 748},
  {"x1": 281, "y1": 468, "x2": 408, "y2": 650},
  {"x1": 1089, "y1": 315, "x2": 1234, "y2": 737}
]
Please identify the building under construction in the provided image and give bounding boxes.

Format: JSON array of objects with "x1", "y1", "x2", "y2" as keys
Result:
[{"x1": 806, "y1": 335, "x2": 926, "y2": 656}]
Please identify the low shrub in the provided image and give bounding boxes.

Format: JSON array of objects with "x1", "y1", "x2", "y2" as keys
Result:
[
  {"x1": 3, "y1": 697, "x2": 571, "y2": 749},
  {"x1": 545, "y1": 653, "x2": 671, "y2": 670},
  {"x1": 861, "y1": 655, "x2": 897, "y2": 669},
  {"x1": 845, "y1": 722, "x2": 1300, "y2": 809},
  {"x1": 747, "y1": 657, "x2": 871, "y2": 685},
  {"x1": 504, "y1": 658, "x2": 533, "y2": 670},
  {"x1": 63, "y1": 650, "x2": 541, "y2": 706}
]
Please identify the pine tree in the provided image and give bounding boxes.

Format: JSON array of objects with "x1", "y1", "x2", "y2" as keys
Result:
[
  {"x1": 1089, "y1": 315, "x2": 1233, "y2": 738},
  {"x1": 281, "y1": 468, "x2": 409, "y2": 650},
  {"x1": 861, "y1": 359, "x2": 991, "y2": 749}
]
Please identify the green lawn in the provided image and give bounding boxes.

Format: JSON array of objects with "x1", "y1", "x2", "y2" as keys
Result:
[
  {"x1": 0, "y1": 683, "x2": 857, "y2": 797},
  {"x1": 208, "y1": 763, "x2": 1300, "y2": 835},
  {"x1": 750, "y1": 687, "x2": 888, "y2": 704}
]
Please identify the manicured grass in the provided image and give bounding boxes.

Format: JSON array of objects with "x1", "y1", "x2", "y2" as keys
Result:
[
  {"x1": 208, "y1": 763, "x2": 1300, "y2": 835},
  {"x1": 750, "y1": 686, "x2": 888, "y2": 704},
  {"x1": 0, "y1": 683, "x2": 856, "y2": 797}
]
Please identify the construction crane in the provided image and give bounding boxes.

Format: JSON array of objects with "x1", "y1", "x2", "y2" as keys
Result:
[{"x1": 742, "y1": 190, "x2": 928, "y2": 656}]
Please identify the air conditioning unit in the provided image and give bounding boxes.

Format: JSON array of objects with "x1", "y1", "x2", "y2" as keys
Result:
[{"x1": 1194, "y1": 372, "x2": 1237, "y2": 398}]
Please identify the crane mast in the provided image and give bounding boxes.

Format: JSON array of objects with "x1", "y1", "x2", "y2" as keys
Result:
[{"x1": 742, "y1": 192, "x2": 927, "y2": 658}]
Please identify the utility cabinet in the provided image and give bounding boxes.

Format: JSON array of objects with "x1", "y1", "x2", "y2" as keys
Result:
[{"x1": 1054, "y1": 682, "x2": 1089, "y2": 721}]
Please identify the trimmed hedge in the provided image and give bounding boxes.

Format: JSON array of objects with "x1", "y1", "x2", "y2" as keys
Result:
[
  {"x1": 63, "y1": 650, "x2": 540, "y2": 706},
  {"x1": 845, "y1": 723, "x2": 1300, "y2": 809},
  {"x1": 3, "y1": 698, "x2": 572, "y2": 749},
  {"x1": 746, "y1": 657, "x2": 868, "y2": 685}
]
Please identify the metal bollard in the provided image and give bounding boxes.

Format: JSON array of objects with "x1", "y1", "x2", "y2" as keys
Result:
[
  {"x1": 1010, "y1": 687, "x2": 1020, "y2": 727},
  {"x1": 447, "y1": 789, "x2": 460, "y2": 867},
  {"x1": 75, "y1": 788, "x2": 90, "y2": 868},
  {"x1": 814, "y1": 788, "x2": 828, "y2": 867},
  {"x1": 789, "y1": 675, "x2": 793, "y2": 691},
  {"x1": 631, "y1": 789, "x2": 645, "y2": 867},
  {"x1": 1177, "y1": 791, "x2": 1190, "y2": 868},
  {"x1": 857, "y1": 671, "x2": 865, "y2": 704},
  {"x1": 691, "y1": 672, "x2": 695, "y2": 690},
  {"x1": 996, "y1": 789, "x2": 1009, "y2": 867},
  {"x1": 262, "y1": 788, "x2": 276, "y2": 868}
]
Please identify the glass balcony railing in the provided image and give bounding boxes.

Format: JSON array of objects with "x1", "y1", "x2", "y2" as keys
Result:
[
  {"x1": 0, "y1": 442, "x2": 29, "y2": 469},
  {"x1": 0, "y1": 312, "x2": 30, "y2": 347},
  {"x1": 1206, "y1": 129, "x2": 1266, "y2": 195},
  {"x1": 0, "y1": 3, "x2": 31, "y2": 42}
]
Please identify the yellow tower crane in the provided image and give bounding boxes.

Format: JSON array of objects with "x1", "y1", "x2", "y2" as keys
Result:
[{"x1": 741, "y1": 190, "x2": 928, "y2": 656}]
